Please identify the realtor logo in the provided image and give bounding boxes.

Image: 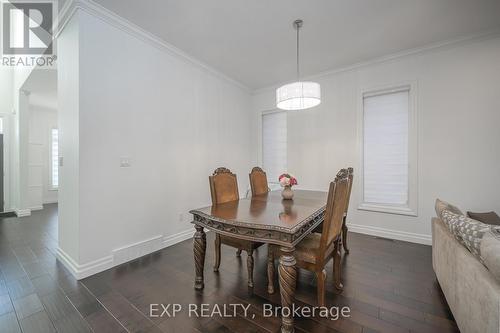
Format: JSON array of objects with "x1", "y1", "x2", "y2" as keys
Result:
[{"x1": 2, "y1": 1, "x2": 53, "y2": 55}]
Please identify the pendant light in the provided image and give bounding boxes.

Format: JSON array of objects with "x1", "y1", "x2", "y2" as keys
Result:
[{"x1": 276, "y1": 19, "x2": 321, "y2": 111}]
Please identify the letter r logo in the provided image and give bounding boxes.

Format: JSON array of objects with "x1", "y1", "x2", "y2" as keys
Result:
[{"x1": 2, "y1": 2, "x2": 53, "y2": 55}]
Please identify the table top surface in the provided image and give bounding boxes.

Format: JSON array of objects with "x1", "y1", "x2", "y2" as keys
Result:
[{"x1": 190, "y1": 190, "x2": 328, "y2": 233}]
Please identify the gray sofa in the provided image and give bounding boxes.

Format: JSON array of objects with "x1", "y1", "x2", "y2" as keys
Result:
[{"x1": 432, "y1": 217, "x2": 500, "y2": 333}]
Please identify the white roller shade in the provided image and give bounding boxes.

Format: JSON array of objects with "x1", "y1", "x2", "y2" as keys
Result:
[
  {"x1": 262, "y1": 111, "x2": 287, "y2": 184},
  {"x1": 363, "y1": 89, "x2": 409, "y2": 205}
]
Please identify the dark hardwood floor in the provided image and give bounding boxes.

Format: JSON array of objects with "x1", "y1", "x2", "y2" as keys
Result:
[{"x1": 0, "y1": 204, "x2": 458, "y2": 333}]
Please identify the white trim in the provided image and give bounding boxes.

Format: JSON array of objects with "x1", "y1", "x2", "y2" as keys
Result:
[
  {"x1": 347, "y1": 223, "x2": 431, "y2": 245},
  {"x1": 57, "y1": 228, "x2": 195, "y2": 280},
  {"x1": 253, "y1": 28, "x2": 500, "y2": 95},
  {"x1": 357, "y1": 81, "x2": 418, "y2": 216},
  {"x1": 15, "y1": 209, "x2": 31, "y2": 217},
  {"x1": 57, "y1": 247, "x2": 114, "y2": 280},
  {"x1": 30, "y1": 205, "x2": 44, "y2": 211},
  {"x1": 43, "y1": 199, "x2": 58, "y2": 204},
  {"x1": 162, "y1": 228, "x2": 194, "y2": 247},
  {"x1": 112, "y1": 235, "x2": 163, "y2": 266},
  {"x1": 55, "y1": 0, "x2": 250, "y2": 93},
  {"x1": 358, "y1": 203, "x2": 417, "y2": 217}
]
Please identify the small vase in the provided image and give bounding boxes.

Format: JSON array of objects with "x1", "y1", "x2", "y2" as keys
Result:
[{"x1": 281, "y1": 186, "x2": 294, "y2": 200}]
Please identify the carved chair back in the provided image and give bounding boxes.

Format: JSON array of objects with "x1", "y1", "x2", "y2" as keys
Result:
[
  {"x1": 209, "y1": 167, "x2": 239, "y2": 205},
  {"x1": 249, "y1": 167, "x2": 269, "y2": 196},
  {"x1": 345, "y1": 167, "x2": 354, "y2": 216},
  {"x1": 319, "y1": 169, "x2": 350, "y2": 254}
]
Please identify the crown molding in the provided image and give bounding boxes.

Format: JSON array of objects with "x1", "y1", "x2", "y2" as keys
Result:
[
  {"x1": 55, "y1": 1, "x2": 500, "y2": 96},
  {"x1": 252, "y1": 28, "x2": 500, "y2": 95},
  {"x1": 54, "y1": 0, "x2": 251, "y2": 93}
]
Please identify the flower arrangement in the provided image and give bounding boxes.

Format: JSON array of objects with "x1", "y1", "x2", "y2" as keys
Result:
[{"x1": 279, "y1": 173, "x2": 298, "y2": 187}]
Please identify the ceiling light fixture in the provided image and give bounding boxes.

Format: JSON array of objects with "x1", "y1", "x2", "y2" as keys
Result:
[{"x1": 276, "y1": 19, "x2": 321, "y2": 111}]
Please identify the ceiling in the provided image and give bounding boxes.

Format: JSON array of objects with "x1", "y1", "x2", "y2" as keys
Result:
[{"x1": 92, "y1": 0, "x2": 500, "y2": 89}]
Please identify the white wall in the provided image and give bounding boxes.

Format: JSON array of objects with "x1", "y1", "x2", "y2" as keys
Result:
[
  {"x1": 0, "y1": 69, "x2": 13, "y2": 212},
  {"x1": 57, "y1": 10, "x2": 254, "y2": 277},
  {"x1": 28, "y1": 105, "x2": 58, "y2": 209},
  {"x1": 253, "y1": 37, "x2": 500, "y2": 244}
]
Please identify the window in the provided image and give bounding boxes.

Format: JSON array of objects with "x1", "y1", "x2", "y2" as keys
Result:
[
  {"x1": 262, "y1": 111, "x2": 287, "y2": 184},
  {"x1": 51, "y1": 128, "x2": 59, "y2": 189},
  {"x1": 360, "y1": 85, "x2": 417, "y2": 216}
]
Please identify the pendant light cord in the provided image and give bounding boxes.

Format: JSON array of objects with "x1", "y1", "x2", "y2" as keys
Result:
[{"x1": 296, "y1": 23, "x2": 300, "y2": 80}]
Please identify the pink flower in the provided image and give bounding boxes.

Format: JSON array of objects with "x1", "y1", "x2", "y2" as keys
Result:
[{"x1": 278, "y1": 173, "x2": 298, "y2": 187}]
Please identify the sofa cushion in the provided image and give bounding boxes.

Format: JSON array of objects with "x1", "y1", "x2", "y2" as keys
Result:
[
  {"x1": 441, "y1": 209, "x2": 500, "y2": 282},
  {"x1": 467, "y1": 211, "x2": 500, "y2": 226},
  {"x1": 440, "y1": 210, "x2": 489, "y2": 259},
  {"x1": 435, "y1": 199, "x2": 463, "y2": 219},
  {"x1": 480, "y1": 227, "x2": 500, "y2": 282}
]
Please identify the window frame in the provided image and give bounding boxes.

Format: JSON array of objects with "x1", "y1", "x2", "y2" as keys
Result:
[
  {"x1": 260, "y1": 109, "x2": 287, "y2": 186},
  {"x1": 50, "y1": 127, "x2": 59, "y2": 190},
  {"x1": 357, "y1": 82, "x2": 418, "y2": 216}
]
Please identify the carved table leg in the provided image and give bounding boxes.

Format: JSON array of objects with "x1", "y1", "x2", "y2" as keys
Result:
[
  {"x1": 193, "y1": 225, "x2": 206, "y2": 290},
  {"x1": 279, "y1": 246, "x2": 297, "y2": 333},
  {"x1": 246, "y1": 249, "x2": 254, "y2": 288},
  {"x1": 267, "y1": 247, "x2": 275, "y2": 294}
]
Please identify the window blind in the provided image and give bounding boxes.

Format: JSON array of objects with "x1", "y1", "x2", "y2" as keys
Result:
[
  {"x1": 262, "y1": 111, "x2": 287, "y2": 184},
  {"x1": 51, "y1": 128, "x2": 59, "y2": 189},
  {"x1": 363, "y1": 90, "x2": 409, "y2": 205}
]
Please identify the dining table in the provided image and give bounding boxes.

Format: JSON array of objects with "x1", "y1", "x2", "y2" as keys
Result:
[{"x1": 190, "y1": 189, "x2": 328, "y2": 333}]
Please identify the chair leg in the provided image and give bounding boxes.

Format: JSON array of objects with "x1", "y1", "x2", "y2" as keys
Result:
[
  {"x1": 213, "y1": 234, "x2": 221, "y2": 272},
  {"x1": 316, "y1": 269, "x2": 326, "y2": 307},
  {"x1": 236, "y1": 249, "x2": 242, "y2": 257},
  {"x1": 342, "y1": 218, "x2": 349, "y2": 254},
  {"x1": 246, "y1": 249, "x2": 254, "y2": 288},
  {"x1": 267, "y1": 247, "x2": 275, "y2": 294},
  {"x1": 333, "y1": 240, "x2": 344, "y2": 291}
]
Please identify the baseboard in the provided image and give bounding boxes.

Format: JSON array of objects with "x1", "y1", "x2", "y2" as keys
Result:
[
  {"x1": 30, "y1": 206, "x2": 44, "y2": 212},
  {"x1": 347, "y1": 223, "x2": 432, "y2": 245},
  {"x1": 57, "y1": 228, "x2": 195, "y2": 280},
  {"x1": 43, "y1": 200, "x2": 59, "y2": 205},
  {"x1": 162, "y1": 228, "x2": 194, "y2": 247},
  {"x1": 57, "y1": 247, "x2": 114, "y2": 280},
  {"x1": 112, "y1": 235, "x2": 163, "y2": 266},
  {"x1": 15, "y1": 209, "x2": 31, "y2": 217}
]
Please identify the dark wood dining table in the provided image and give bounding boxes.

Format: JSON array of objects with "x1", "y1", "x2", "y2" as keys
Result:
[{"x1": 190, "y1": 189, "x2": 328, "y2": 333}]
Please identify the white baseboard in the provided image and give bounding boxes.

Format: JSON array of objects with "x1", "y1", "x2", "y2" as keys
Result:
[
  {"x1": 43, "y1": 200, "x2": 59, "y2": 205},
  {"x1": 57, "y1": 228, "x2": 195, "y2": 280},
  {"x1": 162, "y1": 228, "x2": 194, "y2": 247},
  {"x1": 30, "y1": 206, "x2": 44, "y2": 212},
  {"x1": 112, "y1": 235, "x2": 163, "y2": 266},
  {"x1": 57, "y1": 247, "x2": 113, "y2": 280},
  {"x1": 15, "y1": 209, "x2": 31, "y2": 217},
  {"x1": 347, "y1": 223, "x2": 432, "y2": 245}
]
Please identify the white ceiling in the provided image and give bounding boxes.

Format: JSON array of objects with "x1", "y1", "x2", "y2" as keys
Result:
[{"x1": 93, "y1": 0, "x2": 500, "y2": 89}]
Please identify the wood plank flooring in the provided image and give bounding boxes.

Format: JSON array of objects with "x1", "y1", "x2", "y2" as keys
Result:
[{"x1": 0, "y1": 204, "x2": 458, "y2": 332}]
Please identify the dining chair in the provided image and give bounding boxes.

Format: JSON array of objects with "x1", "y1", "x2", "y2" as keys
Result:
[
  {"x1": 209, "y1": 167, "x2": 263, "y2": 288},
  {"x1": 249, "y1": 167, "x2": 270, "y2": 196},
  {"x1": 267, "y1": 168, "x2": 351, "y2": 306},
  {"x1": 341, "y1": 167, "x2": 354, "y2": 253},
  {"x1": 313, "y1": 167, "x2": 353, "y2": 254}
]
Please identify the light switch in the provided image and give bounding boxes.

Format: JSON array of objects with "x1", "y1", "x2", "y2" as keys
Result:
[{"x1": 120, "y1": 157, "x2": 131, "y2": 168}]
